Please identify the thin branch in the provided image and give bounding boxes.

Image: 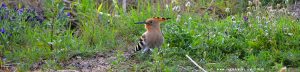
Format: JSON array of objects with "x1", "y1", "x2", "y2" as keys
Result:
[{"x1": 185, "y1": 54, "x2": 207, "y2": 72}]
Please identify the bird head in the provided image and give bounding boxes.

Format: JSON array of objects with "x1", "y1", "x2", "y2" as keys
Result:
[
  {"x1": 135, "y1": 17, "x2": 171, "y2": 31},
  {"x1": 135, "y1": 17, "x2": 170, "y2": 25},
  {"x1": 135, "y1": 17, "x2": 170, "y2": 30}
]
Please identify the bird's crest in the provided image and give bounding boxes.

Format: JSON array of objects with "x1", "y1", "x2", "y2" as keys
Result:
[
  {"x1": 135, "y1": 17, "x2": 171, "y2": 24},
  {"x1": 152, "y1": 17, "x2": 171, "y2": 22}
]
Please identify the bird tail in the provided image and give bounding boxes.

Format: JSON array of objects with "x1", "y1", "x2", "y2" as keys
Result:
[
  {"x1": 134, "y1": 37, "x2": 145, "y2": 52},
  {"x1": 133, "y1": 33, "x2": 148, "y2": 52}
]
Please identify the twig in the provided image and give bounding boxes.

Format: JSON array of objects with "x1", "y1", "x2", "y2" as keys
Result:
[{"x1": 185, "y1": 55, "x2": 207, "y2": 72}]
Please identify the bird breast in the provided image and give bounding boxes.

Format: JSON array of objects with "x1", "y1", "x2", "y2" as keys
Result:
[{"x1": 144, "y1": 31, "x2": 164, "y2": 48}]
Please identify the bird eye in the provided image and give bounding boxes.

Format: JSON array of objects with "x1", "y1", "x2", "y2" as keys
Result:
[{"x1": 149, "y1": 21, "x2": 153, "y2": 24}]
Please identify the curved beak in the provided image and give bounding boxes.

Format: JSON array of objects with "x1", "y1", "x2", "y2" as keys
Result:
[{"x1": 135, "y1": 22, "x2": 146, "y2": 24}]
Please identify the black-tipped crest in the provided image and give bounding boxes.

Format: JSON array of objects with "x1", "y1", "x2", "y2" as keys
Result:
[
  {"x1": 153, "y1": 17, "x2": 171, "y2": 20},
  {"x1": 152, "y1": 17, "x2": 171, "y2": 21},
  {"x1": 135, "y1": 17, "x2": 171, "y2": 24}
]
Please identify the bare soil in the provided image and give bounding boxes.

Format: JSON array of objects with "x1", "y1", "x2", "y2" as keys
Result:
[{"x1": 55, "y1": 51, "x2": 117, "y2": 72}]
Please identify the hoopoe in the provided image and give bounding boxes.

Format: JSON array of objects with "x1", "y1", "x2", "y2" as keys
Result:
[{"x1": 134, "y1": 17, "x2": 170, "y2": 53}]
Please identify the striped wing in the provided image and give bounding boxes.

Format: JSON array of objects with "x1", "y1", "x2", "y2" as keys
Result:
[{"x1": 134, "y1": 34, "x2": 146, "y2": 52}]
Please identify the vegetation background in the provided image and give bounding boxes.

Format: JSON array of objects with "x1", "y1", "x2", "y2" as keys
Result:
[{"x1": 0, "y1": 0, "x2": 299, "y2": 71}]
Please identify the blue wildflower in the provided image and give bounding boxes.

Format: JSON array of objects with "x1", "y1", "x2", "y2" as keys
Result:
[
  {"x1": 67, "y1": 12, "x2": 71, "y2": 17},
  {"x1": 0, "y1": 28, "x2": 12, "y2": 36},
  {"x1": 18, "y1": 6, "x2": 24, "y2": 15},
  {"x1": 1, "y1": 28, "x2": 5, "y2": 34},
  {"x1": 243, "y1": 16, "x2": 248, "y2": 22},
  {"x1": 1, "y1": 3, "x2": 7, "y2": 9}
]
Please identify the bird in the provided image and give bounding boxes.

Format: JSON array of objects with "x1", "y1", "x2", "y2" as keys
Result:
[{"x1": 133, "y1": 17, "x2": 171, "y2": 53}]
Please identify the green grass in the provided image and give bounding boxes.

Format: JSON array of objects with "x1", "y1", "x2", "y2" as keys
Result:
[{"x1": 1, "y1": 0, "x2": 300, "y2": 71}]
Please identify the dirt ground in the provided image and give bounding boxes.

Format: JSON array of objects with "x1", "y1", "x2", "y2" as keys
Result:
[
  {"x1": 0, "y1": 51, "x2": 117, "y2": 72},
  {"x1": 58, "y1": 51, "x2": 119, "y2": 72},
  {"x1": 61, "y1": 52, "x2": 116, "y2": 72}
]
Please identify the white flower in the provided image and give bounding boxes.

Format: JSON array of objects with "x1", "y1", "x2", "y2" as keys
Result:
[
  {"x1": 225, "y1": 8, "x2": 230, "y2": 13},
  {"x1": 247, "y1": 7, "x2": 251, "y2": 11},
  {"x1": 185, "y1": 1, "x2": 191, "y2": 7},
  {"x1": 232, "y1": 21, "x2": 237, "y2": 24},
  {"x1": 107, "y1": 14, "x2": 111, "y2": 16},
  {"x1": 247, "y1": 12, "x2": 252, "y2": 16},
  {"x1": 209, "y1": 18, "x2": 213, "y2": 21},
  {"x1": 172, "y1": 6, "x2": 181, "y2": 12},
  {"x1": 287, "y1": 33, "x2": 293, "y2": 36},
  {"x1": 231, "y1": 16, "x2": 235, "y2": 21},
  {"x1": 48, "y1": 42, "x2": 54, "y2": 45},
  {"x1": 188, "y1": 17, "x2": 192, "y2": 21},
  {"x1": 99, "y1": 12, "x2": 103, "y2": 15},
  {"x1": 114, "y1": 15, "x2": 120, "y2": 17},
  {"x1": 276, "y1": 4, "x2": 281, "y2": 8},
  {"x1": 262, "y1": 16, "x2": 267, "y2": 20},
  {"x1": 256, "y1": 16, "x2": 260, "y2": 20},
  {"x1": 290, "y1": 12, "x2": 296, "y2": 16},
  {"x1": 171, "y1": 0, "x2": 176, "y2": 4},
  {"x1": 285, "y1": 0, "x2": 289, "y2": 4},
  {"x1": 165, "y1": 4, "x2": 169, "y2": 9},
  {"x1": 184, "y1": 22, "x2": 188, "y2": 25},
  {"x1": 112, "y1": 0, "x2": 118, "y2": 4},
  {"x1": 248, "y1": 1, "x2": 253, "y2": 6}
]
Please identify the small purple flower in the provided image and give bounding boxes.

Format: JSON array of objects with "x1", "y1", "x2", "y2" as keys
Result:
[
  {"x1": 0, "y1": 28, "x2": 12, "y2": 36},
  {"x1": 243, "y1": 16, "x2": 248, "y2": 22},
  {"x1": 67, "y1": 12, "x2": 71, "y2": 17},
  {"x1": 1, "y1": 3, "x2": 7, "y2": 9},
  {"x1": 18, "y1": 7, "x2": 24, "y2": 14},
  {"x1": 1, "y1": 28, "x2": 6, "y2": 34}
]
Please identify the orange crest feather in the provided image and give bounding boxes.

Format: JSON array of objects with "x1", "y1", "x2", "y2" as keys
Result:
[{"x1": 153, "y1": 17, "x2": 171, "y2": 22}]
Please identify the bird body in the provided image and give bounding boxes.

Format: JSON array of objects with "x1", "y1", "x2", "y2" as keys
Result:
[{"x1": 134, "y1": 17, "x2": 170, "y2": 53}]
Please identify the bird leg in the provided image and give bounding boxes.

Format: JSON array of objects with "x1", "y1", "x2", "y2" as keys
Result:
[{"x1": 142, "y1": 47, "x2": 150, "y2": 53}]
